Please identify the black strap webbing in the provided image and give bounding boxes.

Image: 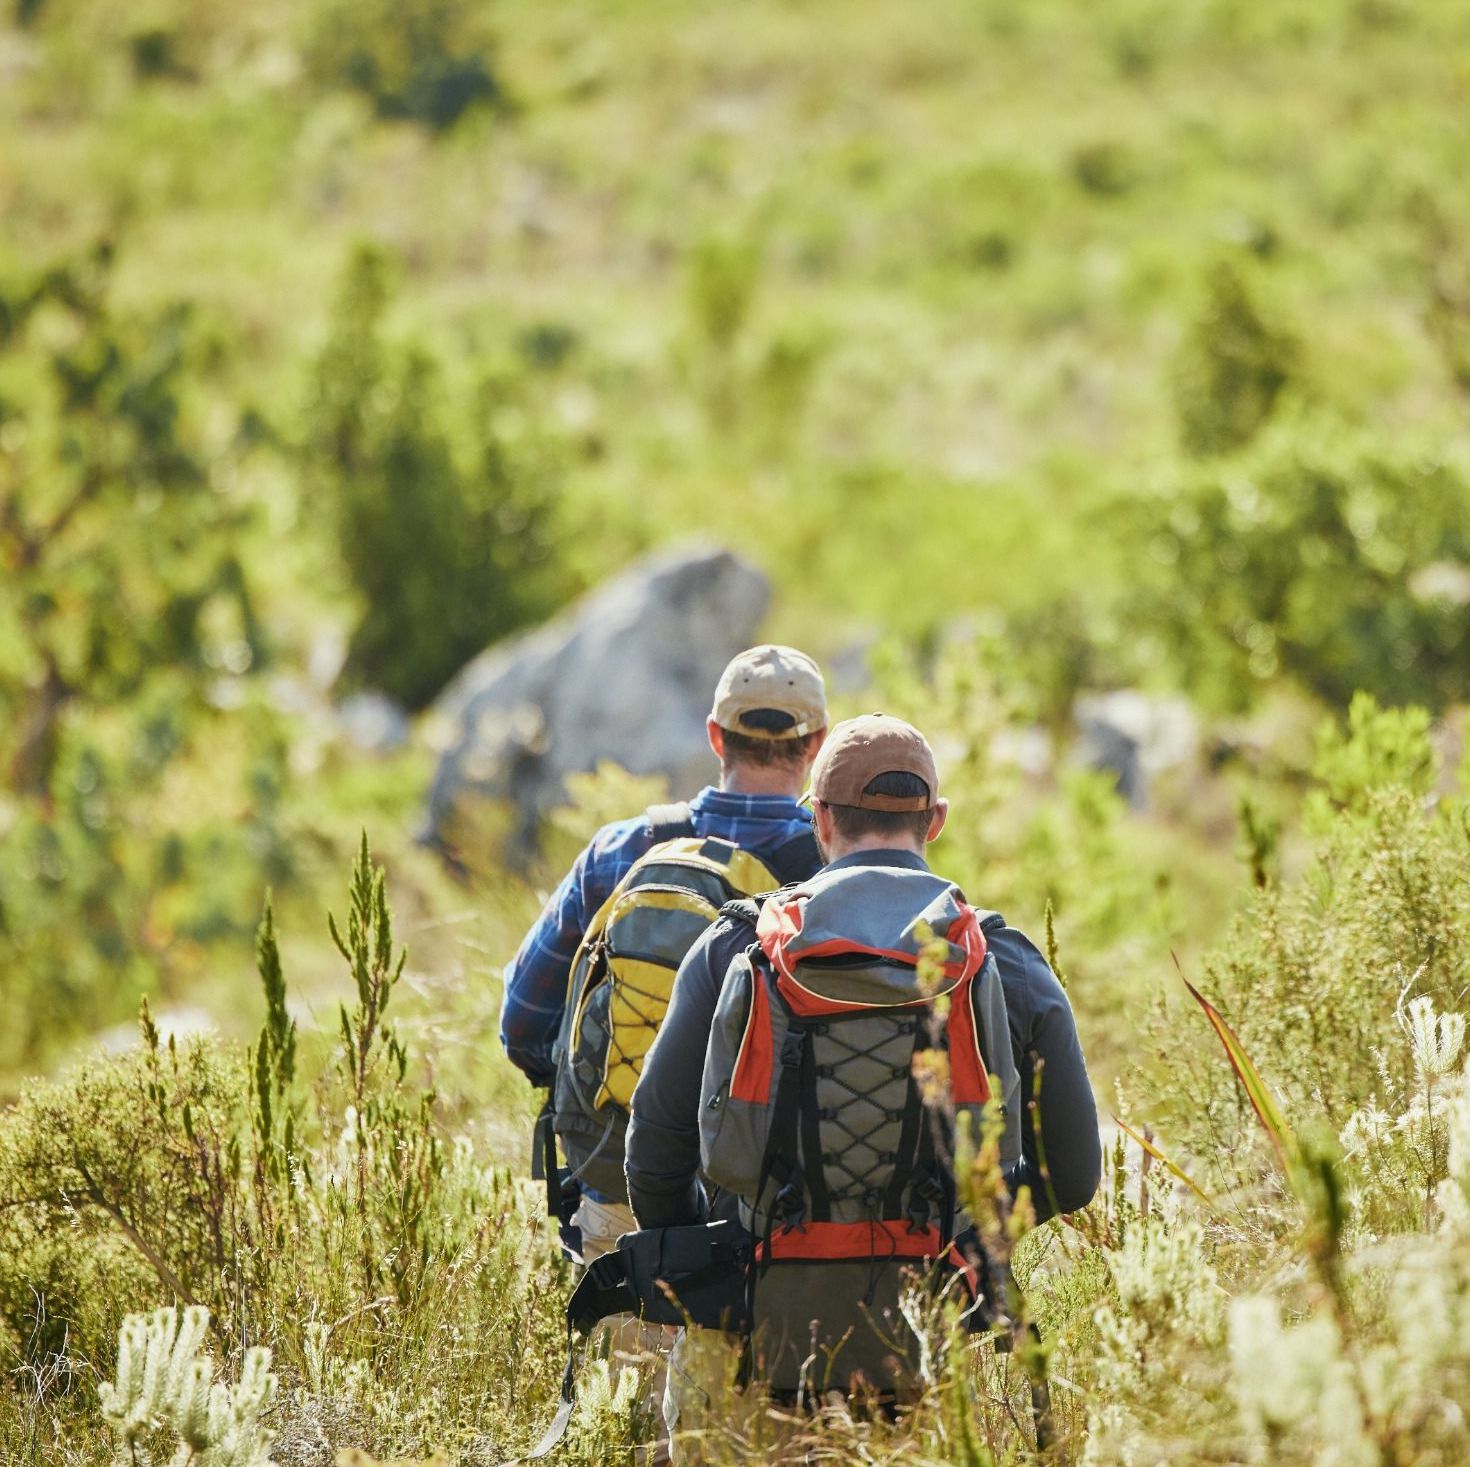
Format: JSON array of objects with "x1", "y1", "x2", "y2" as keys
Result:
[
  {"x1": 763, "y1": 1026, "x2": 807, "y2": 1222},
  {"x1": 797, "y1": 1029, "x2": 830, "y2": 1222},
  {"x1": 532, "y1": 1096, "x2": 583, "y2": 1259},
  {"x1": 531, "y1": 1097, "x2": 558, "y2": 1215},
  {"x1": 883, "y1": 1041, "x2": 926, "y2": 1220}
]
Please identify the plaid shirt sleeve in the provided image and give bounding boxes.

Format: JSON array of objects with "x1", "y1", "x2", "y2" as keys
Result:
[
  {"x1": 498, "y1": 849, "x2": 594, "y2": 1087},
  {"x1": 499, "y1": 820, "x2": 647, "y2": 1086}
]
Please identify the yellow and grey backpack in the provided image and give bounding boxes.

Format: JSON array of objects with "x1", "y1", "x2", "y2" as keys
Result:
[{"x1": 548, "y1": 803, "x2": 820, "y2": 1206}]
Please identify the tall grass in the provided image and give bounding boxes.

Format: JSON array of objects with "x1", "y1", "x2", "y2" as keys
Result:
[{"x1": 2, "y1": 701, "x2": 1468, "y2": 1464}]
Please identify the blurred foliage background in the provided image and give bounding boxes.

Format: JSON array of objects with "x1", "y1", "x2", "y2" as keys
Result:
[
  {"x1": 4, "y1": 2, "x2": 1470, "y2": 1462},
  {"x1": 2, "y1": 0, "x2": 1469, "y2": 1083}
]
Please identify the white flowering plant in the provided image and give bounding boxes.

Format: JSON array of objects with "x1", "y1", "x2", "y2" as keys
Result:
[{"x1": 98, "y1": 1306, "x2": 276, "y2": 1467}]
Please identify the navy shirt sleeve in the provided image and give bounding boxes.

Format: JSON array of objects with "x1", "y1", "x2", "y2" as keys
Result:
[
  {"x1": 989, "y1": 926, "x2": 1101, "y2": 1222},
  {"x1": 498, "y1": 847, "x2": 593, "y2": 1087},
  {"x1": 626, "y1": 916, "x2": 751, "y2": 1228}
]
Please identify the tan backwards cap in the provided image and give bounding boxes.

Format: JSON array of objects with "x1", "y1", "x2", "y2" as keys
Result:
[
  {"x1": 711, "y1": 645, "x2": 827, "y2": 741},
  {"x1": 809, "y1": 713, "x2": 938, "y2": 811}
]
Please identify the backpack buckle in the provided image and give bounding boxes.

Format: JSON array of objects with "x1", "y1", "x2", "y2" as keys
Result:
[
  {"x1": 774, "y1": 1181, "x2": 807, "y2": 1229},
  {"x1": 779, "y1": 1030, "x2": 805, "y2": 1070},
  {"x1": 909, "y1": 1173, "x2": 946, "y2": 1230}
]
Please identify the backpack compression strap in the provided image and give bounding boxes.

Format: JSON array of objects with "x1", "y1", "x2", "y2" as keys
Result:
[{"x1": 530, "y1": 1096, "x2": 583, "y2": 1258}]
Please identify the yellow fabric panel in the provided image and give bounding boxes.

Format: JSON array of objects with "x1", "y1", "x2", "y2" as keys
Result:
[
  {"x1": 718, "y1": 847, "x2": 783, "y2": 896},
  {"x1": 628, "y1": 837, "x2": 783, "y2": 898},
  {"x1": 598, "y1": 956, "x2": 682, "y2": 1109},
  {"x1": 607, "y1": 884, "x2": 716, "y2": 926}
]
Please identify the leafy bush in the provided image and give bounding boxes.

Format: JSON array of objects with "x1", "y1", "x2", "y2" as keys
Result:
[
  {"x1": 1129, "y1": 421, "x2": 1470, "y2": 711},
  {"x1": 300, "y1": 0, "x2": 505, "y2": 131},
  {"x1": 1144, "y1": 696, "x2": 1470, "y2": 1165},
  {"x1": 0, "y1": 243, "x2": 261, "y2": 790},
  {"x1": 307, "y1": 246, "x2": 567, "y2": 709},
  {"x1": 1173, "y1": 261, "x2": 1296, "y2": 458},
  {"x1": 0, "y1": 245, "x2": 301, "y2": 1071},
  {"x1": 0, "y1": 841, "x2": 571, "y2": 1464}
]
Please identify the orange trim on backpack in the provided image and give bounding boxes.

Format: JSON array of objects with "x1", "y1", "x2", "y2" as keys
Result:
[
  {"x1": 758, "y1": 1220, "x2": 946, "y2": 1263},
  {"x1": 755, "y1": 894, "x2": 991, "y2": 1107},
  {"x1": 730, "y1": 971, "x2": 774, "y2": 1104},
  {"x1": 755, "y1": 1223, "x2": 982, "y2": 1299},
  {"x1": 944, "y1": 908, "x2": 991, "y2": 1104},
  {"x1": 755, "y1": 896, "x2": 986, "y2": 989},
  {"x1": 755, "y1": 895, "x2": 805, "y2": 983},
  {"x1": 945, "y1": 984, "x2": 991, "y2": 1105}
]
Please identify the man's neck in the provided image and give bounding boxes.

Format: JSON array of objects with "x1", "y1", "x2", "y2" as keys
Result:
[
  {"x1": 823, "y1": 836, "x2": 927, "y2": 862},
  {"x1": 718, "y1": 768, "x2": 805, "y2": 799}
]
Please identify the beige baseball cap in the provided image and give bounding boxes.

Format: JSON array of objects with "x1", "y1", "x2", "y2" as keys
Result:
[
  {"x1": 711, "y1": 645, "x2": 827, "y2": 740},
  {"x1": 809, "y1": 713, "x2": 938, "y2": 811}
]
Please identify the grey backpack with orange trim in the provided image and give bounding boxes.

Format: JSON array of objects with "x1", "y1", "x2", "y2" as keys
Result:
[{"x1": 699, "y1": 864, "x2": 1020, "y2": 1394}]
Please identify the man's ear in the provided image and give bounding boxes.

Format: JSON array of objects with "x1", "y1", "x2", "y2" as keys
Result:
[
  {"x1": 804, "y1": 726, "x2": 828, "y2": 770},
  {"x1": 812, "y1": 799, "x2": 834, "y2": 850},
  {"x1": 926, "y1": 799, "x2": 949, "y2": 844},
  {"x1": 707, "y1": 717, "x2": 726, "y2": 761}
]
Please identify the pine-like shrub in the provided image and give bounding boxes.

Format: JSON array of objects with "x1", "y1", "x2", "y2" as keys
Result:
[{"x1": 306, "y1": 246, "x2": 567, "y2": 709}]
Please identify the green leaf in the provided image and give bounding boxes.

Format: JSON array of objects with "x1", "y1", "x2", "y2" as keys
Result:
[
  {"x1": 1180, "y1": 963, "x2": 1298, "y2": 1173},
  {"x1": 1110, "y1": 1114, "x2": 1217, "y2": 1210}
]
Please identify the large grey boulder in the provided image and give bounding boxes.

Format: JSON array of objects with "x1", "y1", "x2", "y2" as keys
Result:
[{"x1": 424, "y1": 545, "x2": 771, "y2": 854}]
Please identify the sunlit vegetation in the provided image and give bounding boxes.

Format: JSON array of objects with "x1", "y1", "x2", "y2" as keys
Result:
[{"x1": 3, "y1": 0, "x2": 1470, "y2": 1460}]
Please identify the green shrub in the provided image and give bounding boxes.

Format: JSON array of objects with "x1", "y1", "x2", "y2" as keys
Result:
[
  {"x1": 1309, "y1": 690, "x2": 1436, "y2": 819},
  {"x1": 300, "y1": 0, "x2": 505, "y2": 131},
  {"x1": 0, "y1": 245, "x2": 298, "y2": 1071},
  {"x1": 1144, "y1": 703, "x2": 1470, "y2": 1169},
  {"x1": 1173, "y1": 261, "x2": 1296, "y2": 458},
  {"x1": 307, "y1": 246, "x2": 567, "y2": 709},
  {"x1": 0, "y1": 840, "x2": 572, "y2": 1463},
  {"x1": 1129, "y1": 420, "x2": 1470, "y2": 712}
]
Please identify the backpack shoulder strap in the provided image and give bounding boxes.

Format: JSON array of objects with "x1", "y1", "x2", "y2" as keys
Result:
[
  {"x1": 644, "y1": 801, "x2": 695, "y2": 844},
  {"x1": 719, "y1": 894, "x2": 764, "y2": 928},
  {"x1": 763, "y1": 827, "x2": 821, "y2": 886}
]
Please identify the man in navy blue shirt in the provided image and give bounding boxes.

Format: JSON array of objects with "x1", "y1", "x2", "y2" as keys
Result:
[{"x1": 500, "y1": 644, "x2": 829, "y2": 1259}]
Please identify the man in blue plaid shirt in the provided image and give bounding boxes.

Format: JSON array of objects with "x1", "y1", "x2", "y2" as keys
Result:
[{"x1": 500, "y1": 644, "x2": 829, "y2": 1258}]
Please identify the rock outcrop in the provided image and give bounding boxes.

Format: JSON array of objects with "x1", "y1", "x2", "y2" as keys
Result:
[{"x1": 424, "y1": 545, "x2": 770, "y2": 854}]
